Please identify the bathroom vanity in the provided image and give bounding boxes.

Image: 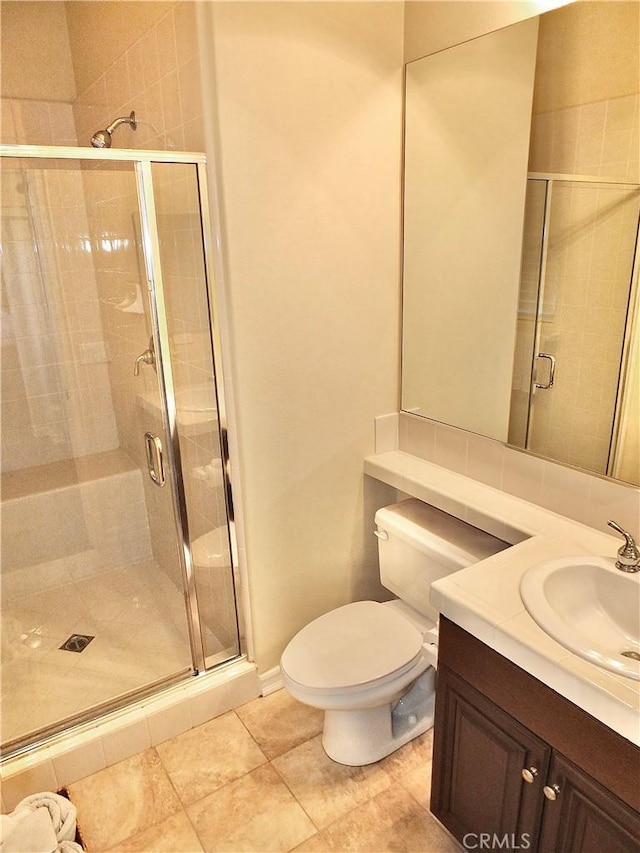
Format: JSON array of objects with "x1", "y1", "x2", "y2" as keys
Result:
[
  {"x1": 432, "y1": 618, "x2": 640, "y2": 852},
  {"x1": 364, "y1": 449, "x2": 640, "y2": 852}
]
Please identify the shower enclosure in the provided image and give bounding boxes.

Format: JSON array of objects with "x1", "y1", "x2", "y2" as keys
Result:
[
  {"x1": 509, "y1": 173, "x2": 640, "y2": 481},
  {"x1": 1, "y1": 145, "x2": 241, "y2": 756}
]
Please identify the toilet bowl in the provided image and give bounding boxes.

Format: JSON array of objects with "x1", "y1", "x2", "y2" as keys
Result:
[
  {"x1": 280, "y1": 499, "x2": 510, "y2": 766},
  {"x1": 281, "y1": 599, "x2": 438, "y2": 765}
]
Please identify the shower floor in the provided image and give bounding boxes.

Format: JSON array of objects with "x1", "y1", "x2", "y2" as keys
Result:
[{"x1": 1, "y1": 559, "x2": 221, "y2": 747}]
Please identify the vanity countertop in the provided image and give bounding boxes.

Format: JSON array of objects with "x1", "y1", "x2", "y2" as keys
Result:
[{"x1": 364, "y1": 450, "x2": 640, "y2": 747}]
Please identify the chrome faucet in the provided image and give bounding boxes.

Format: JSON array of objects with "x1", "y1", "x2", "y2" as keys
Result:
[{"x1": 607, "y1": 521, "x2": 640, "y2": 573}]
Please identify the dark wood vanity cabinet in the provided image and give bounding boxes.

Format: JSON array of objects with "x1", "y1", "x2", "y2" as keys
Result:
[{"x1": 431, "y1": 618, "x2": 640, "y2": 853}]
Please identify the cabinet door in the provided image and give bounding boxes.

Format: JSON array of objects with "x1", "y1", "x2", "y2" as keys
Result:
[
  {"x1": 431, "y1": 664, "x2": 550, "y2": 849},
  {"x1": 538, "y1": 752, "x2": 640, "y2": 853}
]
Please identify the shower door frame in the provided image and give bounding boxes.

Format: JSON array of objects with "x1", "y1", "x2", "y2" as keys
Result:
[
  {"x1": 521, "y1": 171, "x2": 640, "y2": 476},
  {"x1": 0, "y1": 144, "x2": 244, "y2": 731}
]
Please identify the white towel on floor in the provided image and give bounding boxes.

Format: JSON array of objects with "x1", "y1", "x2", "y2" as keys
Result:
[
  {"x1": 0, "y1": 792, "x2": 83, "y2": 853},
  {"x1": 0, "y1": 807, "x2": 58, "y2": 853}
]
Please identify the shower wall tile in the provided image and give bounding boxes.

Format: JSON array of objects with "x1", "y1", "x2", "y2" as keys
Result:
[
  {"x1": 530, "y1": 92, "x2": 639, "y2": 182},
  {"x1": 1, "y1": 99, "x2": 77, "y2": 146},
  {"x1": 71, "y1": 3, "x2": 203, "y2": 154},
  {"x1": 526, "y1": 95, "x2": 639, "y2": 478},
  {"x1": 1, "y1": 466, "x2": 152, "y2": 588},
  {"x1": 1, "y1": 100, "x2": 17, "y2": 142},
  {"x1": 1, "y1": 165, "x2": 121, "y2": 473}
]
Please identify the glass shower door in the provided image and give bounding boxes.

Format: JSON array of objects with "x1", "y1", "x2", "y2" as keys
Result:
[
  {"x1": 1, "y1": 151, "x2": 238, "y2": 753},
  {"x1": 509, "y1": 177, "x2": 640, "y2": 477},
  {"x1": 148, "y1": 161, "x2": 240, "y2": 668}
]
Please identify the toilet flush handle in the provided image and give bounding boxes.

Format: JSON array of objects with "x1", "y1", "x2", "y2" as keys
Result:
[{"x1": 374, "y1": 528, "x2": 389, "y2": 540}]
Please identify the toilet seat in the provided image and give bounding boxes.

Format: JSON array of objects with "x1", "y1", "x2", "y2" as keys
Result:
[{"x1": 281, "y1": 601, "x2": 425, "y2": 693}]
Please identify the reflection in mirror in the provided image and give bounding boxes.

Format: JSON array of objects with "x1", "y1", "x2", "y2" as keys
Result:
[
  {"x1": 509, "y1": 177, "x2": 639, "y2": 483},
  {"x1": 401, "y1": 1, "x2": 640, "y2": 486}
]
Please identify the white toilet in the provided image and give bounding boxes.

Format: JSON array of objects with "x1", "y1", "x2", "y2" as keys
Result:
[{"x1": 280, "y1": 498, "x2": 508, "y2": 765}]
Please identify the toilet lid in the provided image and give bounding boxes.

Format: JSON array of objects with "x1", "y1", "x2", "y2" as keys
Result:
[{"x1": 281, "y1": 601, "x2": 424, "y2": 691}]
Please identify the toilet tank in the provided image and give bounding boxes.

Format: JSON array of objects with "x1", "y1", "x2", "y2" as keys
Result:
[{"x1": 375, "y1": 499, "x2": 509, "y2": 621}]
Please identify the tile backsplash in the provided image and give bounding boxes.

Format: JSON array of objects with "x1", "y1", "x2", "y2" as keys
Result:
[{"x1": 395, "y1": 412, "x2": 640, "y2": 536}]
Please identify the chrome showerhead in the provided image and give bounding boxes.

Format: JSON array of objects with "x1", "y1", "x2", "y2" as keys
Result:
[
  {"x1": 91, "y1": 111, "x2": 137, "y2": 149},
  {"x1": 90, "y1": 129, "x2": 111, "y2": 149}
]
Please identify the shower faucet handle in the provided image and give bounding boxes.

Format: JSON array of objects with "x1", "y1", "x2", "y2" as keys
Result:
[{"x1": 134, "y1": 337, "x2": 156, "y2": 376}]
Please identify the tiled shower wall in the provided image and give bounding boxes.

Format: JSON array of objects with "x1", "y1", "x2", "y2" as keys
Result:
[
  {"x1": 523, "y1": 182, "x2": 638, "y2": 475},
  {"x1": 70, "y1": 1, "x2": 205, "y2": 470},
  {"x1": 1, "y1": 4, "x2": 223, "y2": 592},
  {"x1": 518, "y1": 1, "x2": 639, "y2": 480},
  {"x1": 529, "y1": 92, "x2": 639, "y2": 182},
  {"x1": 71, "y1": 3, "x2": 204, "y2": 154},
  {"x1": 2, "y1": 1, "x2": 206, "y2": 469},
  {"x1": 1, "y1": 163, "x2": 119, "y2": 472}
]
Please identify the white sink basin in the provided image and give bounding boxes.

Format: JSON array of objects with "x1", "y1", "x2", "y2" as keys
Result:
[{"x1": 520, "y1": 556, "x2": 640, "y2": 680}]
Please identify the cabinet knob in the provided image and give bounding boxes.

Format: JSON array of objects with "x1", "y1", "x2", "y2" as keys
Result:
[
  {"x1": 521, "y1": 767, "x2": 539, "y2": 784},
  {"x1": 543, "y1": 783, "x2": 561, "y2": 801}
]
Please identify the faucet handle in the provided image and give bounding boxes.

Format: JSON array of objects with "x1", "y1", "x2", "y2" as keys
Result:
[
  {"x1": 607, "y1": 520, "x2": 640, "y2": 573},
  {"x1": 133, "y1": 336, "x2": 156, "y2": 376}
]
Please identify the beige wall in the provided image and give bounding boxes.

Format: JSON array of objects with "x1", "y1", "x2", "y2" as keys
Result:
[
  {"x1": 65, "y1": 1, "x2": 173, "y2": 96},
  {"x1": 0, "y1": 2, "x2": 76, "y2": 102},
  {"x1": 199, "y1": 2, "x2": 404, "y2": 671},
  {"x1": 403, "y1": 0, "x2": 569, "y2": 63},
  {"x1": 533, "y1": 1, "x2": 640, "y2": 113}
]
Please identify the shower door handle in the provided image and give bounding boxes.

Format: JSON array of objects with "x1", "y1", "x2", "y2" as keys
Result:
[
  {"x1": 534, "y1": 353, "x2": 556, "y2": 389},
  {"x1": 144, "y1": 432, "x2": 165, "y2": 487}
]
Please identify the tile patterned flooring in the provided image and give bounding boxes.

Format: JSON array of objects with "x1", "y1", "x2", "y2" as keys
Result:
[{"x1": 67, "y1": 689, "x2": 460, "y2": 852}]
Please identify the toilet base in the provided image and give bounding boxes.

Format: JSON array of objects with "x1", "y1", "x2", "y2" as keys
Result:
[{"x1": 321, "y1": 669, "x2": 436, "y2": 766}]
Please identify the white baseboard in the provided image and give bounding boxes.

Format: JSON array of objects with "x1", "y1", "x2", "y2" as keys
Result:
[{"x1": 259, "y1": 665, "x2": 284, "y2": 696}]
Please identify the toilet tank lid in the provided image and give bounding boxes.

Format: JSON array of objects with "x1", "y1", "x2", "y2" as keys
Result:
[{"x1": 374, "y1": 499, "x2": 509, "y2": 566}]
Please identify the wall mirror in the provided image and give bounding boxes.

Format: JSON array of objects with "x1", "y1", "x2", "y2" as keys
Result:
[{"x1": 401, "y1": 1, "x2": 640, "y2": 487}]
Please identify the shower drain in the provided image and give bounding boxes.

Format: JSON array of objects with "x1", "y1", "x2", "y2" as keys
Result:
[
  {"x1": 60, "y1": 634, "x2": 94, "y2": 653},
  {"x1": 621, "y1": 650, "x2": 640, "y2": 662}
]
